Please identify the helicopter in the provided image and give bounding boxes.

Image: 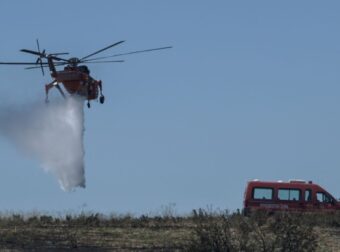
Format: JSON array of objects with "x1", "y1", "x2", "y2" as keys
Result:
[{"x1": 0, "y1": 40, "x2": 172, "y2": 108}]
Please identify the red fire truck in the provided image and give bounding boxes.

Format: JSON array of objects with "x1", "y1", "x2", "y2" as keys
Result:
[{"x1": 243, "y1": 179, "x2": 340, "y2": 214}]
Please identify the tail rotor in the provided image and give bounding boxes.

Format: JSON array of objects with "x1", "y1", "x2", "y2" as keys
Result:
[
  {"x1": 20, "y1": 39, "x2": 69, "y2": 75},
  {"x1": 36, "y1": 39, "x2": 45, "y2": 75}
]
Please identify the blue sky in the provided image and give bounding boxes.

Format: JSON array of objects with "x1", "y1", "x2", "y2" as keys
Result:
[{"x1": 0, "y1": 1, "x2": 340, "y2": 215}]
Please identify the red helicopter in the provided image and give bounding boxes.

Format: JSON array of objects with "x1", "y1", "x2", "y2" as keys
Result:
[{"x1": 0, "y1": 40, "x2": 171, "y2": 108}]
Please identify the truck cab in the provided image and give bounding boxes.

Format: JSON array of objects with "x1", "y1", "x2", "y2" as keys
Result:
[{"x1": 243, "y1": 179, "x2": 340, "y2": 214}]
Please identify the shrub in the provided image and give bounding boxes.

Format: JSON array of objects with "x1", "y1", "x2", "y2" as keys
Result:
[{"x1": 188, "y1": 209, "x2": 319, "y2": 252}]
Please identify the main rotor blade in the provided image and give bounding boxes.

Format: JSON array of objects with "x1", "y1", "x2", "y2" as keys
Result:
[
  {"x1": 80, "y1": 40, "x2": 125, "y2": 61},
  {"x1": 21, "y1": 49, "x2": 68, "y2": 61},
  {"x1": 0, "y1": 62, "x2": 45, "y2": 65},
  {"x1": 49, "y1": 55, "x2": 69, "y2": 62},
  {"x1": 25, "y1": 65, "x2": 48, "y2": 70},
  {"x1": 82, "y1": 46, "x2": 172, "y2": 62},
  {"x1": 81, "y1": 60, "x2": 125, "y2": 64},
  {"x1": 25, "y1": 62, "x2": 66, "y2": 69},
  {"x1": 20, "y1": 49, "x2": 44, "y2": 56},
  {"x1": 50, "y1": 52, "x2": 69, "y2": 56}
]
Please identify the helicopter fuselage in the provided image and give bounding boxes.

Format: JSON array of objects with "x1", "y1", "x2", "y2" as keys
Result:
[{"x1": 45, "y1": 62, "x2": 104, "y2": 107}]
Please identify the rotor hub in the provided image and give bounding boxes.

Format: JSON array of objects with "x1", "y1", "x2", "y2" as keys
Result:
[{"x1": 68, "y1": 57, "x2": 81, "y2": 66}]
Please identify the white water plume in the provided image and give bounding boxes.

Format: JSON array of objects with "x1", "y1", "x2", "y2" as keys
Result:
[{"x1": 0, "y1": 96, "x2": 86, "y2": 191}]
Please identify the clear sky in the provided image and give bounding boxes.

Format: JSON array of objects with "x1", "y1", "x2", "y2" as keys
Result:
[{"x1": 0, "y1": 0, "x2": 339, "y2": 215}]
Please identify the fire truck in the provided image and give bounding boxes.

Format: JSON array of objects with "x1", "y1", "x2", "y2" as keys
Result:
[{"x1": 243, "y1": 179, "x2": 340, "y2": 214}]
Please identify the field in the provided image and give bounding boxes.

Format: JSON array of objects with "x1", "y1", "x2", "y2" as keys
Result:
[{"x1": 0, "y1": 210, "x2": 339, "y2": 251}]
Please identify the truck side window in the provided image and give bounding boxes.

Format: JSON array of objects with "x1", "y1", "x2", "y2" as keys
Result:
[
  {"x1": 278, "y1": 189, "x2": 300, "y2": 201},
  {"x1": 253, "y1": 188, "x2": 273, "y2": 200},
  {"x1": 316, "y1": 192, "x2": 332, "y2": 203},
  {"x1": 305, "y1": 189, "x2": 312, "y2": 201}
]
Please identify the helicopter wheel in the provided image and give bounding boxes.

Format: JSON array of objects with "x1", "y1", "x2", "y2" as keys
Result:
[
  {"x1": 87, "y1": 101, "x2": 91, "y2": 108},
  {"x1": 100, "y1": 95, "x2": 105, "y2": 104}
]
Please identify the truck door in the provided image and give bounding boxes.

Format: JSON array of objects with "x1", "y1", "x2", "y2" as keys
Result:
[{"x1": 315, "y1": 192, "x2": 336, "y2": 211}]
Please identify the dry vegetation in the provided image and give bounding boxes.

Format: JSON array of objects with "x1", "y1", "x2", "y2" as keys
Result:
[{"x1": 0, "y1": 210, "x2": 339, "y2": 251}]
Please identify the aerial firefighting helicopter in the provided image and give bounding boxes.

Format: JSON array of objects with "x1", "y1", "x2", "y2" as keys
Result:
[{"x1": 0, "y1": 40, "x2": 171, "y2": 108}]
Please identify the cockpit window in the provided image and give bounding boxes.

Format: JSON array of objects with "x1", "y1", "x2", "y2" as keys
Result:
[{"x1": 78, "y1": 65, "x2": 90, "y2": 74}]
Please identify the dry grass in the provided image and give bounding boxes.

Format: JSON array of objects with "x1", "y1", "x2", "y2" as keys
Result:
[{"x1": 0, "y1": 211, "x2": 338, "y2": 251}]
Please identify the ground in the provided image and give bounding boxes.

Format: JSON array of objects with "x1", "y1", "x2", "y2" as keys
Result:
[{"x1": 0, "y1": 212, "x2": 339, "y2": 251}]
